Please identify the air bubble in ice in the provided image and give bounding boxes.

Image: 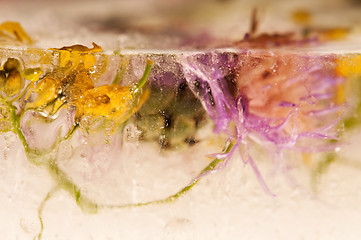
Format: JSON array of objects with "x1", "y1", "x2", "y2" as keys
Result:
[{"x1": 80, "y1": 149, "x2": 88, "y2": 158}]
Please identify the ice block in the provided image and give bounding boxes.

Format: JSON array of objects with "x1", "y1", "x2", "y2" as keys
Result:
[{"x1": 1, "y1": 0, "x2": 361, "y2": 239}]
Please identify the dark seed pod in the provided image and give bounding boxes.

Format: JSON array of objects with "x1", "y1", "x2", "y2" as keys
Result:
[
  {"x1": 4, "y1": 69, "x2": 23, "y2": 96},
  {"x1": 3, "y1": 58, "x2": 21, "y2": 73}
]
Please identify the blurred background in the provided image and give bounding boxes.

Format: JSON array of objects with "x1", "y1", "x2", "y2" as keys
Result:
[{"x1": 0, "y1": 0, "x2": 360, "y2": 49}]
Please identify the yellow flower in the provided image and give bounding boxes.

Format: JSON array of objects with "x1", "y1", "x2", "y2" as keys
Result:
[
  {"x1": 27, "y1": 71, "x2": 94, "y2": 109},
  {"x1": 292, "y1": 9, "x2": 311, "y2": 25},
  {"x1": 0, "y1": 21, "x2": 32, "y2": 44},
  {"x1": 73, "y1": 59, "x2": 153, "y2": 122},
  {"x1": 27, "y1": 57, "x2": 152, "y2": 125},
  {"x1": 336, "y1": 55, "x2": 361, "y2": 77},
  {"x1": 63, "y1": 71, "x2": 95, "y2": 102},
  {"x1": 26, "y1": 76, "x2": 58, "y2": 109},
  {"x1": 51, "y1": 42, "x2": 102, "y2": 70},
  {"x1": 73, "y1": 84, "x2": 133, "y2": 120},
  {"x1": 335, "y1": 55, "x2": 361, "y2": 104}
]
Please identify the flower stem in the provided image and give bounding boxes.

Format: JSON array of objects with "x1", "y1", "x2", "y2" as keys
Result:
[
  {"x1": 134, "y1": 59, "x2": 153, "y2": 93},
  {"x1": 47, "y1": 159, "x2": 98, "y2": 214},
  {"x1": 34, "y1": 187, "x2": 59, "y2": 240},
  {"x1": 107, "y1": 140, "x2": 234, "y2": 209}
]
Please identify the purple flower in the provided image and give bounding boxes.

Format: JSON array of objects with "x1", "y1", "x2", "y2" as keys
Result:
[{"x1": 180, "y1": 51, "x2": 344, "y2": 194}]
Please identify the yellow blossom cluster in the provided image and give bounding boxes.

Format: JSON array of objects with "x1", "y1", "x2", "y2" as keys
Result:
[{"x1": 26, "y1": 43, "x2": 152, "y2": 124}]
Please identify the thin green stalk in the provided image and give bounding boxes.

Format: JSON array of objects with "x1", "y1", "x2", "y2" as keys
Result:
[
  {"x1": 8, "y1": 100, "x2": 96, "y2": 213},
  {"x1": 34, "y1": 187, "x2": 59, "y2": 240},
  {"x1": 63, "y1": 124, "x2": 78, "y2": 140},
  {"x1": 107, "y1": 141, "x2": 234, "y2": 209},
  {"x1": 9, "y1": 105, "x2": 49, "y2": 165},
  {"x1": 47, "y1": 159, "x2": 98, "y2": 214},
  {"x1": 8, "y1": 104, "x2": 30, "y2": 152},
  {"x1": 311, "y1": 153, "x2": 336, "y2": 193},
  {"x1": 134, "y1": 59, "x2": 153, "y2": 93}
]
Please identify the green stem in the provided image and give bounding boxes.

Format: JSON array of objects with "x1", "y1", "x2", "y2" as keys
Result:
[
  {"x1": 107, "y1": 141, "x2": 234, "y2": 209},
  {"x1": 9, "y1": 104, "x2": 51, "y2": 165},
  {"x1": 47, "y1": 159, "x2": 98, "y2": 214},
  {"x1": 311, "y1": 153, "x2": 336, "y2": 193},
  {"x1": 134, "y1": 59, "x2": 153, "y2": 93},
  {"x1": 63, "y1": 124, "x2": 78, "y2": 140},
  {"x1": 10, "y1": 102, "x2": 78, "y2": 159},
  {"x1": 8, "y1": 104, "x2": 31, "y2": 152},
  {"x1": 8, "y1": 100, "x2": 96, "y2": 213},
  {"x1": 35, "y1": 187, "x2": 59, "y2": 240}
]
